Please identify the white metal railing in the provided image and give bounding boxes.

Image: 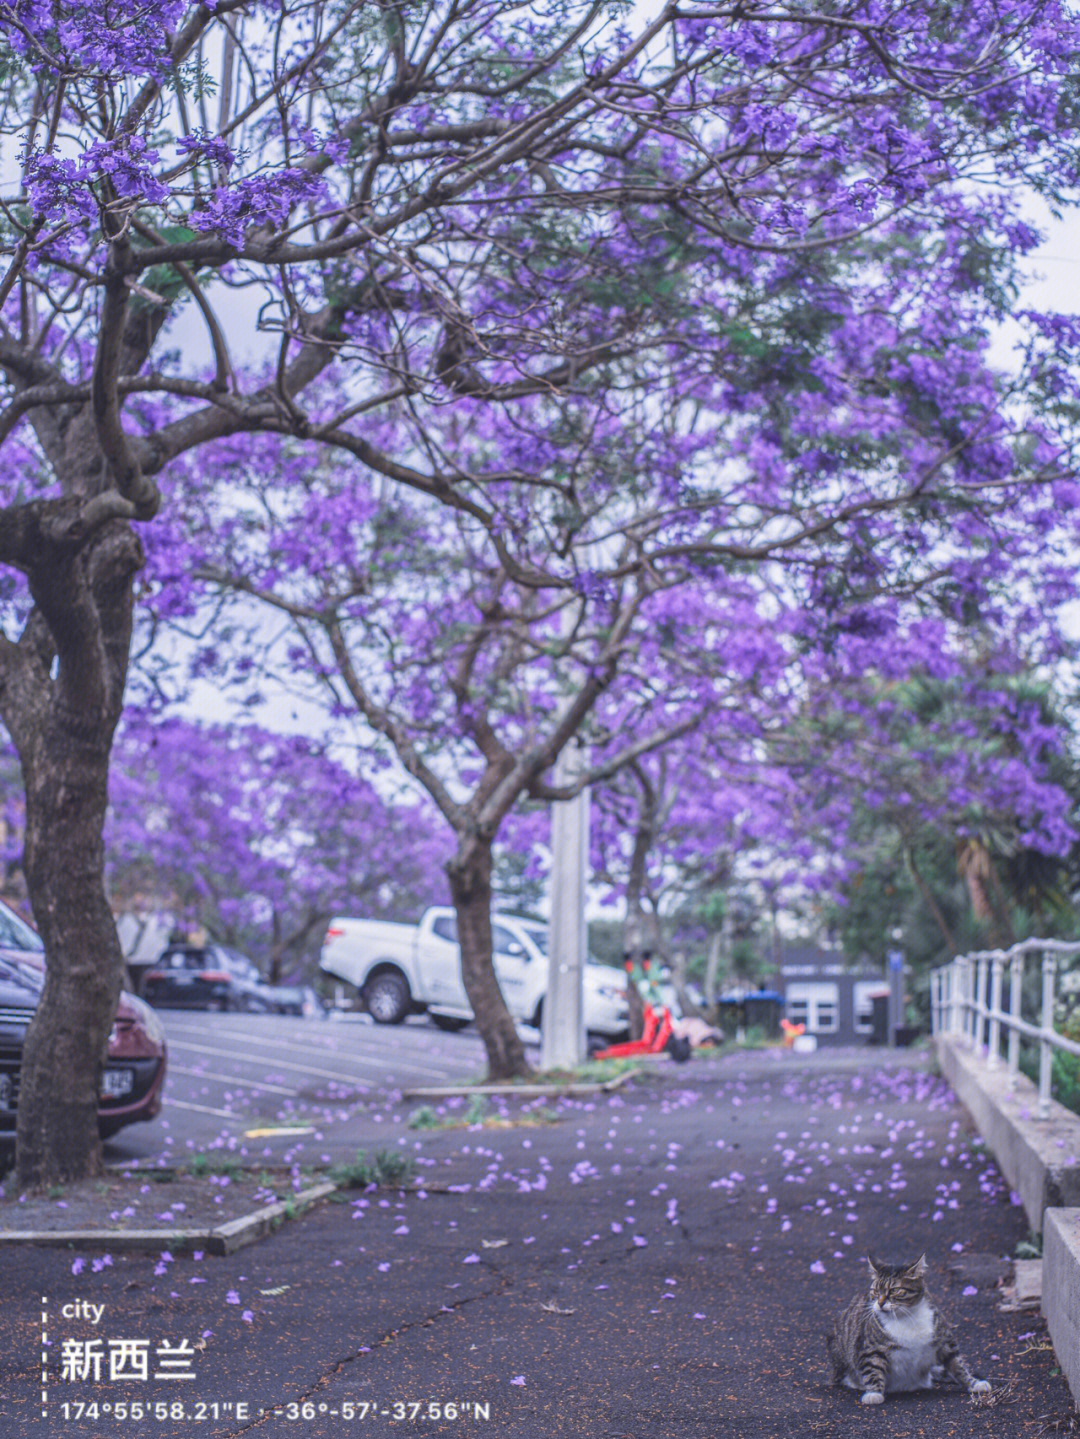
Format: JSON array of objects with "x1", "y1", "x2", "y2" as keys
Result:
[{"x1": 931, "y1": 938, "x2": 1080, "y2": 1119}]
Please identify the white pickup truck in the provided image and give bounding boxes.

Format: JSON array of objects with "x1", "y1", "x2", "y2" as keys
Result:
[{"x1": 319, "y1": 906, "x2": 629, "y2": 1037}]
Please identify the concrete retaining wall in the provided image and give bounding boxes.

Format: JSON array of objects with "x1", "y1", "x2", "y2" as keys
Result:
[
  {"x1": 936, "y1": 1037, "x2": 1080, "y2": 1408},
  {"x1": 935, "y1": 1036, "x2": 1080, "y2": 1231},
  {"x1": 1044, "y1": 1210, "x2": 1080, "y2": 1406}
]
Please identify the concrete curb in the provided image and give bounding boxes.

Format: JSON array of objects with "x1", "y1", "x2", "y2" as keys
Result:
[
  {"x1": 403, "y1": 1067, "x2": 640, "y2": 1100},
  {"x1": 0, "y1": 1180, "x2": 338, "y2": 1254},
  {"x1": 936, "y1": 1038, "x2": 1080, "y2": 1409},
  {"x1": 935, "y1": 1036, "x2": 1080, "y2": 1230},
  {"x1": 1043, "y1": 1210, "x2": 1080, "y2": 1405}
]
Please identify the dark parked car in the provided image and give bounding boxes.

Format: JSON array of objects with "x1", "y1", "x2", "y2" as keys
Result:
[
  {"x1": 142, "y1": 944, "x2": 284, "y2": 1012},
  {"x1": 0, "y1": 902, "x2": 167, "y2": 1139}
]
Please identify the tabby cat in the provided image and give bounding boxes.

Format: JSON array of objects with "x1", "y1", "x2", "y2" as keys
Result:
[{"x1": 826, "y1": 1254, "x2": 990, "y2": 1405}]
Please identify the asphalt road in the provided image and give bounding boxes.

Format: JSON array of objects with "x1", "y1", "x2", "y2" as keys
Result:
[
  {"x1": 2, "y1": 1047, "x2": 1074, "y2": 1439},
  {"x1": 102, "y1": 1011, "x2": 508, "y2": 1167}
]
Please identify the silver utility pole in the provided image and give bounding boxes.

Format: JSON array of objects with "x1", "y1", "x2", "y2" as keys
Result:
[
  {"x1": 541, "y1": 741, "x2": 590, "y2": 1070},
  {"x1": 887, "y1": 927, "x2": 905, "y2": 1048}
]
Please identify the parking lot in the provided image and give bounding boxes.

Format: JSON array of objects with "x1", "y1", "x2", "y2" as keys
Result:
[
  {"x1": 4, "y1": 1048, "x2": 1074, "y2": 1439},
  {"x1": 102, "y1": 1010, "x2": 519, "y2": 1166}
]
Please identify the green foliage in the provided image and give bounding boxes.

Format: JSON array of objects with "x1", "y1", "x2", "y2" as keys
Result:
[
  {"x1": 534, "y1": 1055, "x2": 640, "y2": 1084},
  {"x1": 407, "y1": 1104, "x2": 441, "y2": 1130},
  {"x1": 463, "y1": 1094, "x2": 488, "y2": 1126},
  {"x1": 169, "y1": 57, "x2": 218, "y2": 100},
  {"x1": 492, "y1": 839, "x2": 547, "y2": 912},
  {"x1": 697, "y1": 891, "x2": 727, "y2": 930},
  {"x1": 186, "y1": 1152, "x2": 242, "y2": 1179},
  {"x1": 820, "y1": 666, "x2": 1080, "y2": 980},
  {"x1": 587, "y1": 918, "x2": 625, "y2": 967},
  {"x1": 407, "y1": 1095, "x2": 564, "y2": 1131},
  {"x1": 1017, "y1": 1004, "x2": 1080, "y2": 1117},
  {"x1": 329, "y1": 1148, "x2": 417, "y2": 1189}
]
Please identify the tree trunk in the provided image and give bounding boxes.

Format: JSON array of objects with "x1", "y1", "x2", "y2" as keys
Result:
[
  {"x1": 622, "y1": 907, "x2": 648, "y2": 1040},
  {"x1": 16, "y1": 715, "x2": 124, "y2": 1188},
  {"x1": 703, "y1": 906, "x2": 731, "y2": 1025},
  {"x1": 957, "y1": 838, "x2": 1013, "y2": 950},
  {"x1": 269, "y1": 908, "x2": 325, "y2": 986},
  {"x1": 4, "y1": 519, "x2": 142, "y2": 1191},
  {"x1": 447, "y1": 840, "x2": 532, "y2": 1081},
  {"x1": 270, "y1": 909, "x2": 284, "y2": 985},
  {"x1": 668, "y1": 947, "x2": 707, "y2": 1022},
  {"x1": 904, "y1": 845, "x2": 960, "y2": 955},
  {"x1": 622, "y1": 795, "x2": 657, "y2": 1039}
]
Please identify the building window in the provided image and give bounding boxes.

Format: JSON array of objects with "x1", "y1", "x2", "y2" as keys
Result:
[
  {"x1": 816, "y1": 999, "x2": 839, "y2": 1033},
  {"x1": 786, "y1": 997, "x2": 809, "y2": 1028},
  {"x1": 786, "y1": 982, "x2": 840, "y2": 1034},
  {"x1": 854, "y1": 981, "x2": 881, "y2": 1035}
]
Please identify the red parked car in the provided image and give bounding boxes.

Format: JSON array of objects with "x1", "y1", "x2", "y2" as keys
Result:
[{"x1": 0, "y1": 899, "x2": 167, "y2": 1139}]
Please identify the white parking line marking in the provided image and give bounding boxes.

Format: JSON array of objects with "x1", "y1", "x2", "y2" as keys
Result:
[
  {"x1": 168, "y1": 1036, "x2": 422, "y2": 1082},
  {"x1": 168, "y1": 1064, "x2": 299, "y2": 1097},
  {"x1": 191, "y1": 1021, "x2": 470, "y2": 1062},
  {"x1": 165, "y1": 1098, "x2": 242, "y2": 1120},
  {"x1": 243, "y1": 1126, "x2": 315, "y2": 1138},
  {"x1": 160, "y1": 1024, "x2": 477, "y2": 1082}
]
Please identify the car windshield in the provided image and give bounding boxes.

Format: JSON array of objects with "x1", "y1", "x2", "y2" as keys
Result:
[
  {"x1": 519, "y1": 925, "x2": 606, "y2": 968},
  {"x1": 0, "y1": 900, "x2": 44, "y2": 953},
  {"x1": 161, "y1": 950, "x2": 205, "y2": 970},
  {"x1": 220, "y1": 951, "x2": 261, "y2": 981},
  {"x1": 0, "y1": 953, "x2": 43, "y2": 991}
]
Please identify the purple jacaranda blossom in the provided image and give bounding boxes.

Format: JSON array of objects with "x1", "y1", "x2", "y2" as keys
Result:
[{"x1": 6, "y1": 0, "x2": 1080, "y2": 1188}]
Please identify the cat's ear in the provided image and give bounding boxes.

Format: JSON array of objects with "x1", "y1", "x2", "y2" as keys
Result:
[
  {"x1": 906, "y1": 1254, "x2": 927, "y2": 1278},
  {"x1": 866, "y1": 1253, "x2": 883, "y2": 1274}
]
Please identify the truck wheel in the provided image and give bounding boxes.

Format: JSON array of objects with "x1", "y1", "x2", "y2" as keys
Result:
[
  {"x1": 365, "y1": 970, "x2": 410, "y2": 1024},
  {"x1": 431, "y1": 1014, "x2": 470, "y2": 1032}
]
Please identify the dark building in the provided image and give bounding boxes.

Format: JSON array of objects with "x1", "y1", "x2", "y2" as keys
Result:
[{"x1": 777, "y1": 946, "x2": 886, "y2": 1046}]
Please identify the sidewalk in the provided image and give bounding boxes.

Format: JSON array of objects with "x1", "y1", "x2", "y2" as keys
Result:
[{"x1": 1, "y1": 1047, "x2": 1071, "y2": 1438}]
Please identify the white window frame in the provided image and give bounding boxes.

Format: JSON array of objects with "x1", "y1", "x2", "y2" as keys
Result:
[
  {"x1": 853, "y1": 981, "x2": 882, "y2": 1036},
  {"x1": 785, "y1": 981, "x2": 840, "y2": 1035}
]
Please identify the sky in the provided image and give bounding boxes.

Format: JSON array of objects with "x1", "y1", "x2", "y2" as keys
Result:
[
  {"x1": 1021, "y1": 205, "x2": 1080, "y2": 312},
  {"x1": 168, "y1": 193, "x2": 1080, "y2": 736}
]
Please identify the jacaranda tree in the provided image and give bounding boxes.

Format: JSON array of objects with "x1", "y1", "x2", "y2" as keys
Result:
[
  {"x1": 0, "y1": 0, "x2": 1079, "y2": 1180},
  {"x1": 106, "y1": 715, "x2": 448, "y2": 980},
  {"x1": 781, "y1": 652, "x2": 1080, "y2": 953}
]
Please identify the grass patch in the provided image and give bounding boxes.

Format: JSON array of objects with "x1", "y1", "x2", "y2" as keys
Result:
[
  {"x1": 463, "y1": 1094, "x2": 488, "y2": 1126},
  {"x1": 185, "y1": 1153, "x2": 244, "y2": 1179},
  {"x1": 1015, "y1": 1232, "x2": 1043, "y2": 1259},
  {"x1": 530, "y1": 1056, "x2": 642, "y2": 1085},
  {"x1": 329, "y1": 1148, "x2": 418, "y2": 1189},
  {"x1": 407, "y1": 1097, "x2": 563, "y2": 1132},
  {"x1": 145, "y1": 1167, "x2": 179, "y2": 1184},
  {"x1": 732, "y1": 1025, "x2": 781, "y2": 1050},
  {"x1": 429, "y1": 1055, "x2": 641, "y2": 1091}
]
